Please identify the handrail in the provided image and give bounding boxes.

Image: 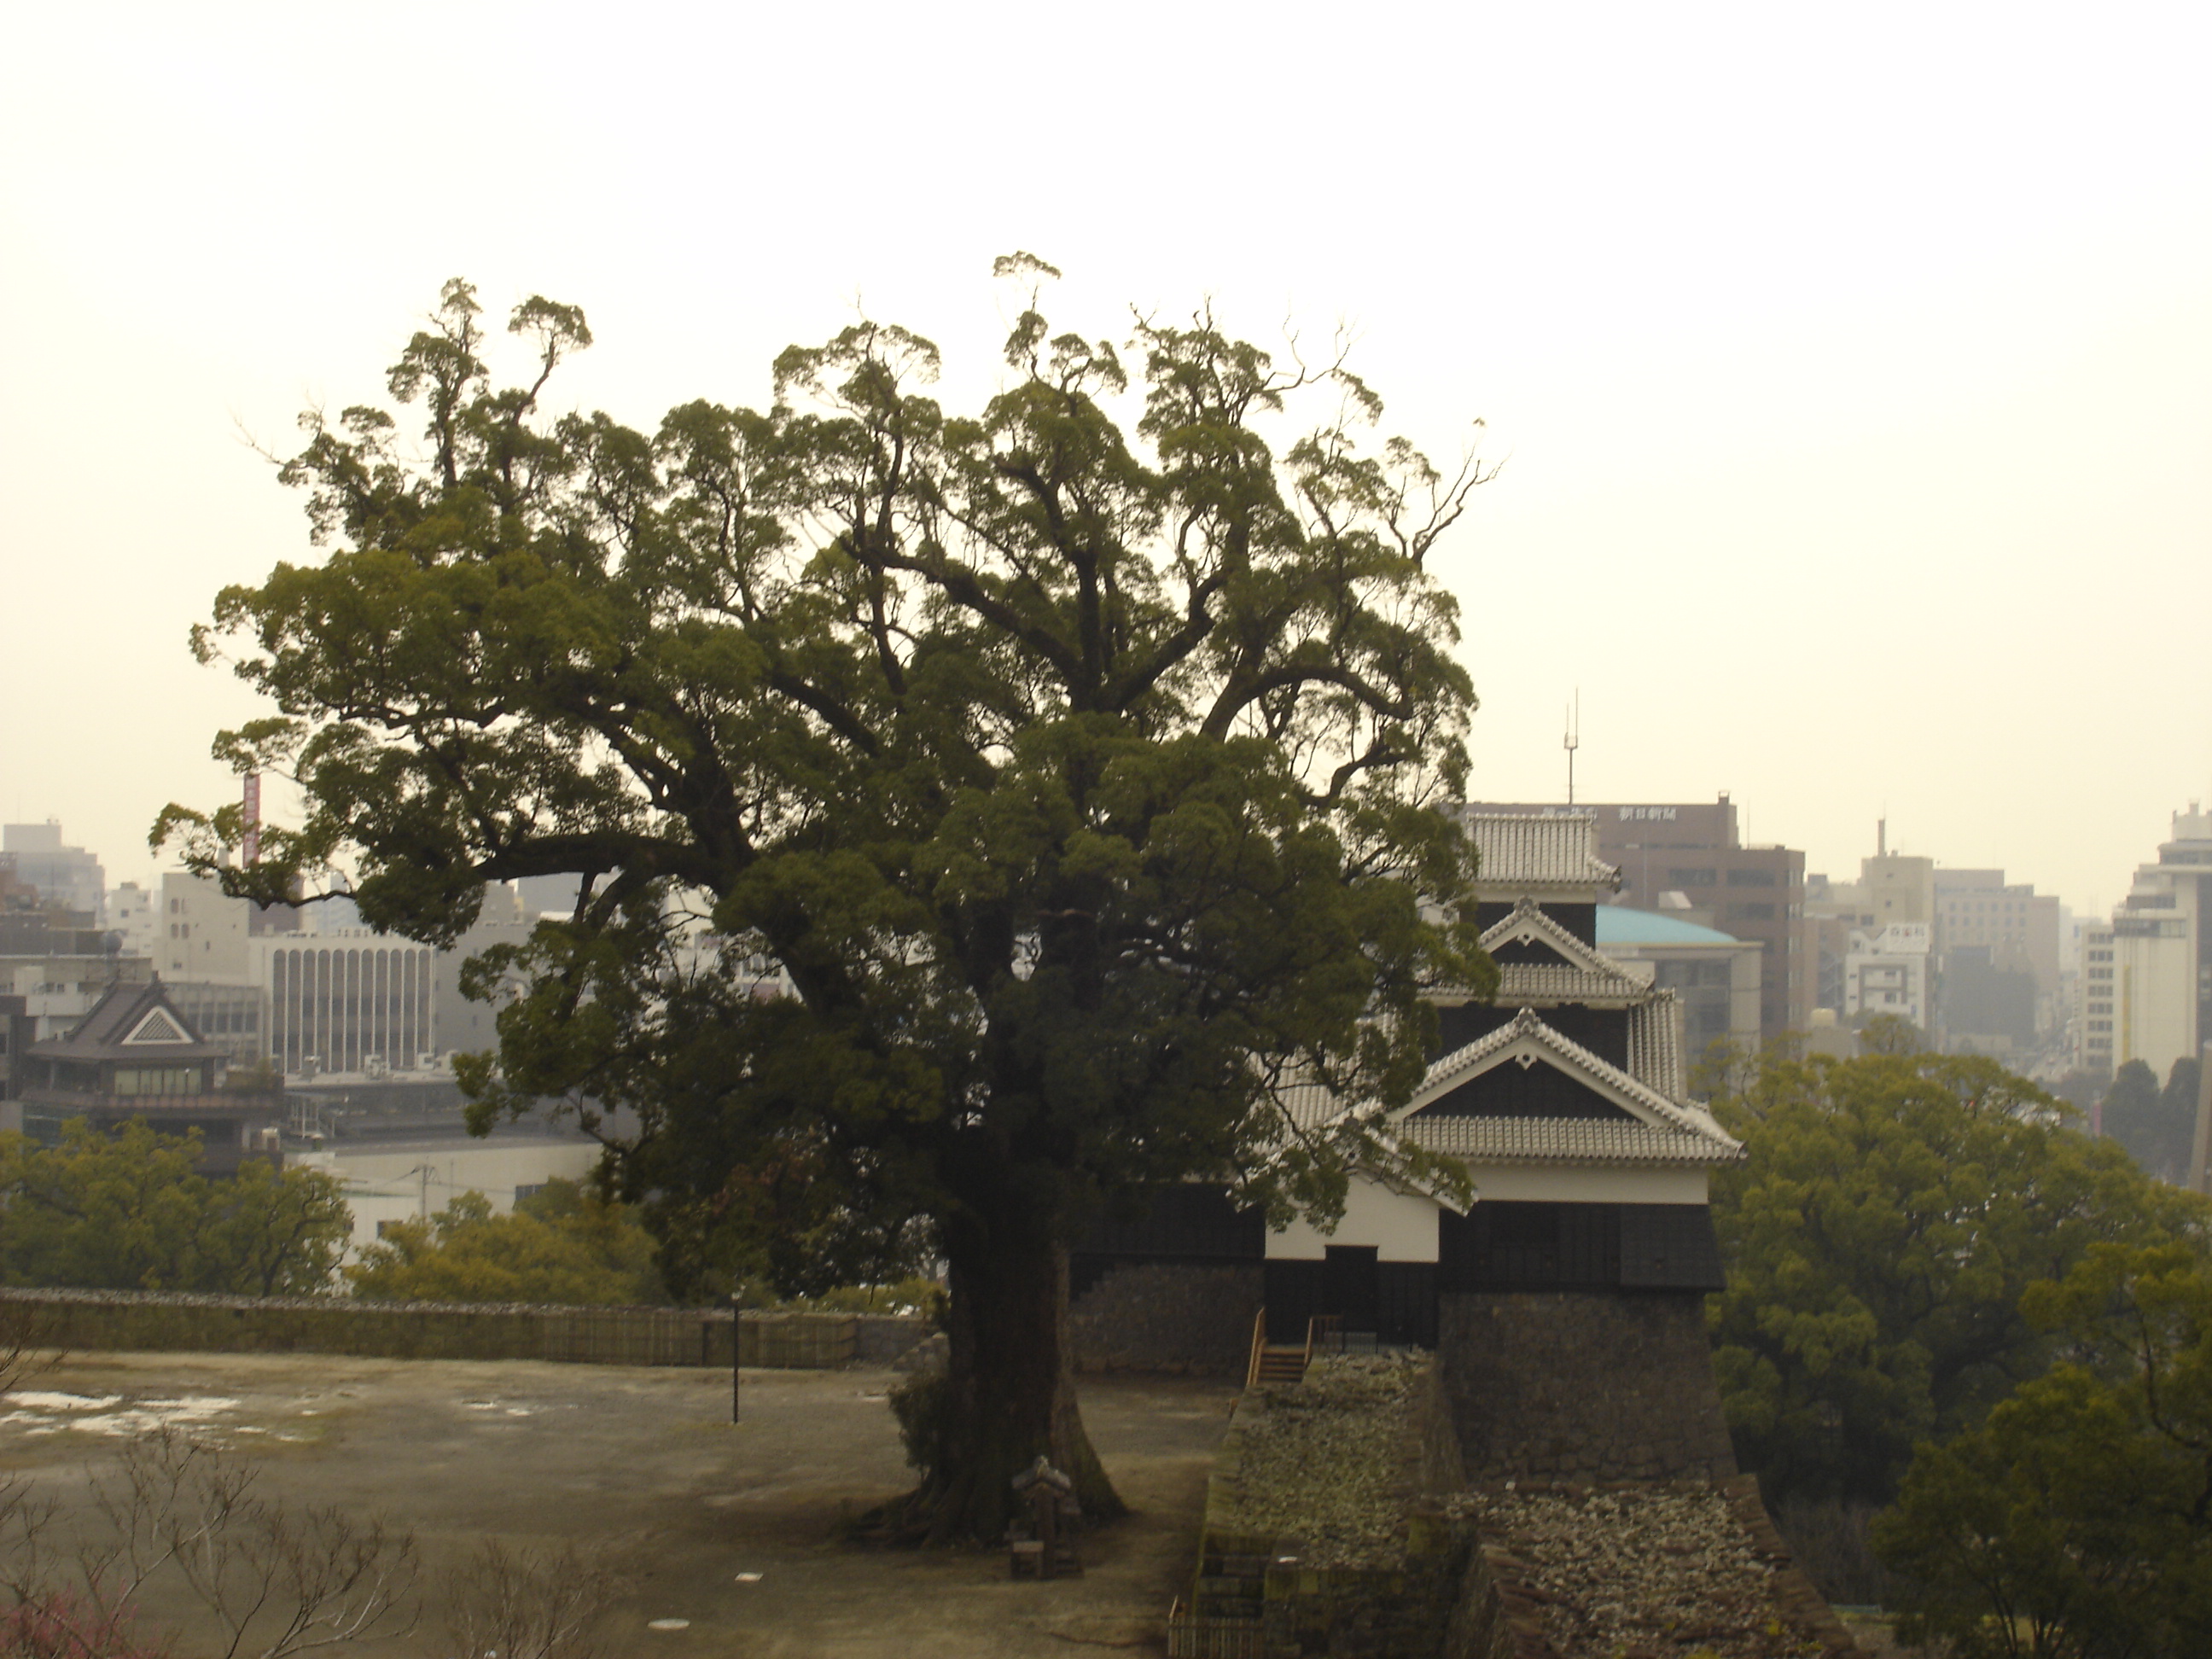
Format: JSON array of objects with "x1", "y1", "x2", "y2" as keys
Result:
[
  {"x1": 1304, "y1": 1313, "x2": 1341, "y2": 1368},
  {"x1": 1243, "y1": 1307, "x2": 1268, "y2": 1389}
]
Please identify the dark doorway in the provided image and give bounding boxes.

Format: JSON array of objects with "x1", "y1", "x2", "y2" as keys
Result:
[{"x1": 1324, "y1": 1245, "x2": 1380, "y2": 1333}]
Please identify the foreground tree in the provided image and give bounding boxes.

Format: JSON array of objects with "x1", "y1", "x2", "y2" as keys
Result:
[
  {"x1": 1708, "y1": 1048, "x2": 2205, "y2": 1505},
  {"x1": 161, "y1": 264, "x2": 1493, "y2": 1539},
  {"x1": 1875, "y1": 1243, "x2": 2212, "y2": 1657}
]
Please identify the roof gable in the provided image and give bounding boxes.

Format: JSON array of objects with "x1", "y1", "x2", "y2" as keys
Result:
[
  {"x1": 123, "y1": 1008, "x2": 192, "y2": 1046},
  {"x1": 1396, "y1": 1007, "x2": 1739, "y2": 1159},
  {"x1": 26, "y1": 978, "x2": 224, "y2": 1065},
  {"x1": 1417, "y1": 1061, "x2": 1641, "y2": 1122},
  {"x1": 1478, "y1": 899, "x2": 1648, "y2": 1001}
]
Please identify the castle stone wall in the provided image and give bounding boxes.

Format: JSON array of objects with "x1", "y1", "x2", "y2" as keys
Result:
[
  {"x1": 1068, "y1": 1259, "x2": 1263, "y2": 1377},
  {"x1": 1438, "y1": 1289, "x2": 1736, "y2": 1481}
]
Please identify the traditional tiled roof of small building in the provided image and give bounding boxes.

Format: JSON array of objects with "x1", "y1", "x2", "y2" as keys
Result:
[
  {"x1": 26, "y1": 978, "x2": 224, "y2": 1064},
  {"x1": 1464, "y1": 811, "x2": 1621, "y2": 895}
]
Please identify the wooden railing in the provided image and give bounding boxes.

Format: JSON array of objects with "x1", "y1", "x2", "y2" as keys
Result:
[
  {"x1": 1306, "y1": 1313, "x2": 1341, "y2": 1368},
  {"x1": 1243, "y1": 1307, "x2": 1268, "y2": 1388}
]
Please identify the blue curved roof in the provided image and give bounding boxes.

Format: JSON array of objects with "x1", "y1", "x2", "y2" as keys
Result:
[{"x1": 1594, "y1": 905, "x2": 1739, "y2": 946}]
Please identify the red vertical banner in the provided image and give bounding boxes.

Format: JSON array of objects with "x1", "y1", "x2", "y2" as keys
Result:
[{"x1": 243, "y1": 772, "x2": 262, "y2": 866}]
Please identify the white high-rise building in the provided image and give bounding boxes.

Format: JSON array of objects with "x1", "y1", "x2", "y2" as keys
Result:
[{"x1": 2077, "y1": 806, "x2": 2212, "y2": 1081}]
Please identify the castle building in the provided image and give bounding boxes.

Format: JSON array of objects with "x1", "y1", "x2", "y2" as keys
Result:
[{"x1": 1072, "y1": 812, "x2": 1744, "y2": 1481}]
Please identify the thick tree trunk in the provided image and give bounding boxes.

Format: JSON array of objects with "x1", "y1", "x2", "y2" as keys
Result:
[{"x1": 896, "y1": 1225, "x2": 1126, "y2": 1545}]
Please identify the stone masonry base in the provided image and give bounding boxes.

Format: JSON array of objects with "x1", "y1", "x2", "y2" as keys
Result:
[{"x1": 1438, "y1": 1289, "x2": 1737, "y2": 1481}]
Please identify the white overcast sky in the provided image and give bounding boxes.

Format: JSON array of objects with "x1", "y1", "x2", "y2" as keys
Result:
[{"x1": 3, "y1": 2, "x2": 2208, "y2": 918}]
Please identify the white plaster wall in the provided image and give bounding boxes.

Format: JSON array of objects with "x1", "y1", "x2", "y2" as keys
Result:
[
  {"x1": 298, "y1": 1137, "x2": 602, "y2": 1256},
  {"x1": 1269, "y1": 1179, "x2": 1441, "y2": 1261},
  {"x1": 1465, "y1": 1165, "x2": 1710, "y2": 1204}
]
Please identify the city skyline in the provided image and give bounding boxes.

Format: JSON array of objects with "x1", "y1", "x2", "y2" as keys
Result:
[{"x1": 3, "y1": 4, "x2": 2207, "y2": 919}]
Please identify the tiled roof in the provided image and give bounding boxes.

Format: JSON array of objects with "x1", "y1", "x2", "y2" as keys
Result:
[
  {"x1": 1464, "y1": 812, "x2": 1621, "y2": 894},
  {"x1": 1263, "y1": 1007, "x2": 1742, "y2": 1170},
  {"x1": 1492, "y1": 963, "x2": 1649, "y2": 1004},
  {"x1": 1272, "y1": 1082, "x2": 1342, "y2": 1134},
  {"x1": 1400, "y1": 1115, "x2": 1740, "y2": 1166},
  {"x1": 26, "y1": 978, "x2": 224, "y2": 1063},
  {"x1": 1405, "y1": 1008, "x2": 1741, "y2": 1162},
  {"x1": 1479, "y1": 899, "x2": 1650, "y2": 1005},
  {"x1": 1627, "y1": 992, "x2": 1688, "y2": 1100}
]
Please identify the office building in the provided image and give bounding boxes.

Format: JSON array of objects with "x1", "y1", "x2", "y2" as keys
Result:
[{"x1": 2075, "y1": 806, "x2": 2212, "y2": 1081}]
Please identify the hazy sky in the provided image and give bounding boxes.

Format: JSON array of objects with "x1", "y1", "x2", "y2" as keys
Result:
[{"x1": 3, "y1": 3, "x2": 2207, "y2": 917}]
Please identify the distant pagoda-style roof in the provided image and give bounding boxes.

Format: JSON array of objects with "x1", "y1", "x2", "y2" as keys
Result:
[{"x1": 26, "y1": 978, "x2": 225, "y2": 1065}]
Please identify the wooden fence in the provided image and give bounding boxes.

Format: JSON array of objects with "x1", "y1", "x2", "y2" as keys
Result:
[{"x1": 0, "y1": 1287, "x2": 911, "y2": 1371}]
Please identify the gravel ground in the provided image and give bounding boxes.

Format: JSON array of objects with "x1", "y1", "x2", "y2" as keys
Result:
[
  {"x1": 1452, "y1": 1485, "x2": 1825, "y2": 1659},
  {"x1": 1216, "y1": 1353, "x2": 1423, "y2": 1569}
]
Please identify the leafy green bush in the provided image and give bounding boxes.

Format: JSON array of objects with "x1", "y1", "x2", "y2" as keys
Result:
[{"x1": 346, "y1": 1179, "x2": 666, "y2": 1305}]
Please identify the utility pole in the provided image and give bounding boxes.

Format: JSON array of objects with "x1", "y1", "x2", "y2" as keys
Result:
[{"x1": 1563, "y1": 693, "x2": 1580, "y2": 806}]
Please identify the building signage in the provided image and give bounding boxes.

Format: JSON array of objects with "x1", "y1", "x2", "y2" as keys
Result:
[{"x1": 1616, "y1": 806, "x2": 1679, "y2": 822}]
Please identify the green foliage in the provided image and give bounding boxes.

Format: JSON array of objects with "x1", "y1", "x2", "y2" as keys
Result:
[
  {"x1": 162, "y1": 271, "x2": 1490, "y2": 1256},
  {"x1": 888, "y1": 1368, "x2": 950, "y2": 1473},
  {"x1": 1708, "y1": 1049, "x2": 2204, "y2": 1505},
  {"x1": 2101, "y1": 1057, "x2": 2199, "y2": 1185},
  {"x1": 345, "y1": 1179, "x2": 665, "y2": 1305},
  {"x1": 1875, "y1": 1243, "x2": 2212, "y2": 1658},
  {"x1": 163, "y1": 268, "x2": 1494, "y2": 1536},
  {"x1": 1854, "y1": 1012, "x2": 1927, "y2": 1055},
  {"x1": 0, "y1": 1121, "x2": 348, "y2": 1295}
]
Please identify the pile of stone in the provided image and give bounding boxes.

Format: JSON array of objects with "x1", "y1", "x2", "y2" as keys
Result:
[
  {"x1": 1214, "y1": 1353, "x2": 1427, "y2": 1569},
  {"x1": 1451, "y1": 1482, "x2": 1833, "y2": 1658}
]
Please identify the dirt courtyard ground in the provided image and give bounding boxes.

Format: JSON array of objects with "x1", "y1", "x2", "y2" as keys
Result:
[{"x1": 1, "y1": 1351, "x2": 1239, "y2": 1657}]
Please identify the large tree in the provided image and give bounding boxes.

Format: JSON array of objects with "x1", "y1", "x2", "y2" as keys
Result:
[{"x1": 161, "y1": 263, "x2": 1493, "y2": 1539}]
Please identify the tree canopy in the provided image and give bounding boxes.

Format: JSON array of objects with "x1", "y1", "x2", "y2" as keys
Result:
[
  {"x1": 162, "y1": 264, "x2": 1493, "y2": 1538},
  {"x1": 2101, "y1": 1056, "x2": 2201, "y2": 1186},
  {"x1": 1875, "y1": 1242, "x2": 2212, "y2": 1658},
  {"x1": 1708, "y1": 1047, "x2": 2205, "y2": 1506},
  {"x1": 346, "y1": 1180, "x2": 665, "y2": 1306},
  {"x1": 0, "y1": 1122, "x2": 348, "y2": 1296}
]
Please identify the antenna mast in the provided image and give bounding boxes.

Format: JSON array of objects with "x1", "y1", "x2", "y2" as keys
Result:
[{"x1": 1563, "y1": 692, "x2": 1580, "y2": 806}]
